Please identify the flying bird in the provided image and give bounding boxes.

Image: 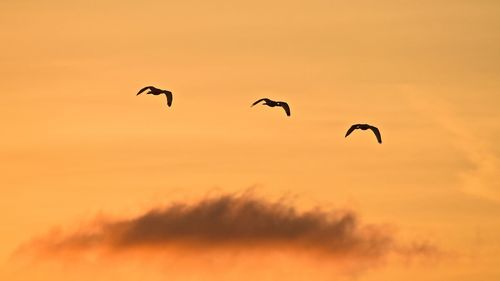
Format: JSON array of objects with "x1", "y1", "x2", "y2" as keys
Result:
[
  {"x1": 251, "y1": 98, "x2": 291, "y2": 116},
  {"x1": 345, "y1": 124, "x2": 382, "y2": 144},
  {"x1": 136, "y1": 86, "x2": 173, "y2": 107}
]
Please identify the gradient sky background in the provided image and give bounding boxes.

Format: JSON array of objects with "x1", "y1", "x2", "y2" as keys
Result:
[{"x1": 1, "y1": 0, "x2": 500, "y2": 280}]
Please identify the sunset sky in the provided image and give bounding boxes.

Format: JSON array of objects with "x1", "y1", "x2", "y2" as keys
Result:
[{"x1": 1, "y1": 1, "x2": 500, "y2": 280}]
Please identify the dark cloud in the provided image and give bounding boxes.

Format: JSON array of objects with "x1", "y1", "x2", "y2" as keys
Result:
[{"x1": 20, "y1": 193, "x2": 438, "y2": 261}]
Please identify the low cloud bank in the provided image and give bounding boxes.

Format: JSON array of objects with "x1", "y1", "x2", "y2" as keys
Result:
[{"x1": 20, "y1": 193, "x2": 438, "y2": 261}]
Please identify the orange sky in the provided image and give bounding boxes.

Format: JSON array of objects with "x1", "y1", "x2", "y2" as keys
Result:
[{"x1": 1, "y1": 0, "x2": 500, "y2": 280}]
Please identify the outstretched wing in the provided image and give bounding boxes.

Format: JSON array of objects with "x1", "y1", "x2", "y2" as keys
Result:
[
  {"x1": 251, "y1": 98, "x2": 271, "y2": 107},
  {"x1": 345, "y1": 125, "x2": 358, "y2": 138},
  {"x1": 369, "y1": 126, "x2": 382, "y2": 144},
  {"x1": 163, "y1": 91, "x2": 173, "y2": 107},
  {"x1": 280, "y1": 102, "x2": 291, "y2": 116},
  {"x1": 136, "y1": 86, "x2": 153, "y2": 95}
]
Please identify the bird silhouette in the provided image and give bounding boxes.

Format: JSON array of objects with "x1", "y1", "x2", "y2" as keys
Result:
[
  {"x1": 251, "y1": 98, "x2": 291, "y2": 116},
  {"x1": 136, "y1": 86, "x2": 173, "y2": 107},
  {"x1": 345, "y1": 124, "x2": 382, "y2": 144}
]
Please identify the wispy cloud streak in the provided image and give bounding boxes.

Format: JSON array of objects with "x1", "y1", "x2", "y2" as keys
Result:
[{"x1": 409, "y1": 94, "x2": 500, "y2": 202}]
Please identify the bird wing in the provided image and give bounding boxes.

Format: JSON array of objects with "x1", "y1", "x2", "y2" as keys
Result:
[
  {"x1": 280, "y1": 102, "x2": 291, "y2": 116},
  {"x1": 345, "y1": 125, "x2": 358, "y2": 138},
  {"x1": 136, "y1": 86, "x2": 153, "y2": 95},
  {"x1": 163, "y1": 91, "x2": 173, "y2": 107},
  {"x1": 251, "y1": 98, "x2": 271, "y2": 106},
  {"x1": 369, "y1": 126, "x2": 382, "y2": 143}
]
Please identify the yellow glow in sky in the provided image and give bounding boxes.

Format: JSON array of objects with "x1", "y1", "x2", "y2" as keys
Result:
[{"x1": 1, "y1": 0, "x2": 500, "y2": 280}]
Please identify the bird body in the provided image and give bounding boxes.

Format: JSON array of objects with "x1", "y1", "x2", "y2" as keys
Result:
[
  {"x1": 137, "y1": 86, "x2": 173, "y2": 107},
  {"x1": 251, "y1": 98, "x2": 291, "y2": 116},
  {"x1": 345, "y1": 124, "x2": 382, "y2": 143}
]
